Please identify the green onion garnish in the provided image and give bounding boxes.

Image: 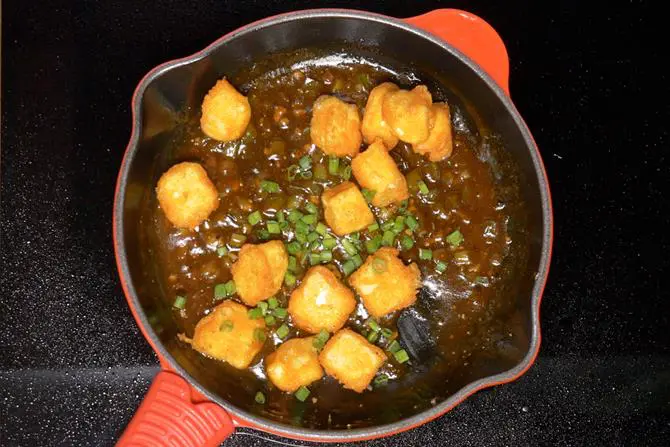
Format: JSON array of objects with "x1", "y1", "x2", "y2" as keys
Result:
[
  {"x1": 230, "y1": 233, "x2": 247, "y2": 247},
  {"x1": 381, "y1": 328, "x2": 393, "y2": 339},
  {"x1": 225, "y1": 280, "x2": 236, "y2": 296},
  {"x1": 367, "y1": 222, "x2": 379, "y2": 233},
  {"x1": 340, "y1": 165, "x2": 352, "y2": 180},
  {"x1": 382, "y1": 230, "x2": 395, "y2": 247},
  {"x1": 367, "y1": 330, "x2": 380, "y2": 343},
  {"x1": 260, "y1": 180, "x2": 280, "y2": 193},
  {"x1": 305, "y1": 202, "x2": 318, "y2": 215},
  {"x1": 322, "y1": 237, "x2": 337, "y2": 249},
  {"x1": 216, "y1": 246, "x2": 228, "y2": 257},
  {"x1": 276, "y1": 323, "x2": 290, "y2": 339},
  {"x1": 351, "y1": 254, "x2": 363, "y2": 268},
  {"x1": 307, "y1": 232, "x2": 320, "y2": 243},
  {"x1": 287, "y1": 164, "x2": 300, "y2": 181},
  {"x1": 436, "y1": 261, "x2": 448, "y2": 273},
  {"x1": 475, "y1": 276, "x2": 490, "y2": 286},
  {"x1": 299, "y1": 169, "x2": 313, "y2": 179},
  {"x1": 257, "y1": 229, "x2": 270, "y2": 240},
  {"x1": 288, "y1": 256, "x2": 297, "y2": 272},
  {"x1": 342, "y1": 260, "x2": 356, "y2": 276},
  {"x1": 173, "y1": 295, "x2": 187, "y2": 310},
  {"x1": 273, "y1": 308, "x2": 288, "y2": 319},
  {"x1": 287, "y1": 241, "x2": 301, "y2": 255},
  {"x1": 398, "y1": 199, "x2": 409, "y2": 212},
  {"x1": 446, "y1": 229, "x2": 464, "y2": 247},
  {"x1": 313, "y1": 329, "x2": 330, "y2": 350},
  {"x1": 394, "y1": 349, "x2": 410, "y2": 363},
  {"x1": 320, "y1": 251, "x2": 333, "y2": 263},
  {"x1": 387, "y1": 340, "x2": 401, "y2": 353},
  {"x1": 288, "y1": 209, "x2": 304, "y2": 223},
  {"x1": 295, "y1": 232, "x2": 307, "y2": 244},
  {"x1": 258, "y1": 301, "x2": 269, "y2": 314},
  {"x1": 373, "y1": 374, "x2": 389, "y2": 387},
  {"x1": 255, "y1": 391, "x2": 266, "y2": 404},
  {"x1": 315, "y1": 222, "x2": 328, "y2": 236},
  {"x1": 294, "y1": 386, "x2": 310, "y2": 402},
  {"x1": 214, "y1": 283, "x2": 228, "y2": 300},
  {"x1": 268, "y1": 297, "x2": 278, "y2": 309},
  {"x1": 219, "y1": 320, "x2": 234, "y2": 332},
  {"x1": 253, "y1": 328, "x2": 267, "y2": 343},
  {"x1": 247, "y1": 210, "x2": 262, "y2": 226},
  {"x1": 419, "y1": 248, "x2": 433, "y2": 260},
  {"x1": 277, "y1": 210, "x2": 285, "y2": 223},
  {"x1": 342, "y1": 239, "x2": 358, "y2": 256},
  {"x1": 248, "y1": 308, "x2": 263, "y2": 320},
  {"x1": 313, "y1": 164, "x2": 327, "y2": 180},
  {"x1": 284, "y1": 272, "x2": 297, "y2": 286},
  {"x1": 301, "y1": 214, "x2": 317, "y2": 225},
  {"x1": 400, "y1": 235, "x2": 414, "y2": 251},
  {"x1": 417, "y1": 180, "x2": 429, "y2": 195},
  {"x1": 367, "y1": 319, "x2": 381, "y2": 332},
  {"x1": 366, "y1": 235, "x2": 382, "y2": 254},
  {"x1": 393, "y1": 216, "x2": 405, "y2": 233},
  {"x1": 309, "y1": 253, "x2": 320, "y2": 265},
  {"x1": 361, "y1": 188, "x2": 376, "y2": 203},
  {"x1": 405, "y1": 215, "x2": 419, "y2": 231},
  {"x1": 299, "y1": 155, "x2": 312, "y2": 170},
  {"x1": 328, "y1": 156, "x2": 340, "y2": 175},
  {"x1": 267, "y1": 221, "x2": 281, "y2": 234},
  {"x1": 308, "y1": 240, "x2": 320, "y2": 251},
  {"x1": 381, "y1": 220, "x2": 394, "y2": 231},
  {"x1": 264, "y1": 315, "x2": 276, "y2": 326},
  {"x1": 295, "y1": 220, "x2": 310, "y2": 235}
]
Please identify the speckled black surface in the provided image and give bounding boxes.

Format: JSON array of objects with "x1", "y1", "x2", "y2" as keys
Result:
[{"x1": 1, "y1": 1, "x2": 669, "y2": 446}]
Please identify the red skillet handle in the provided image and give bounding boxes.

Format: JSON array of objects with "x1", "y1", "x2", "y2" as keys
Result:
[
  {"x1": 116, "y1": 370, "x2": 234, "y2": 447},
  {"x1": 404, "y1": 9, "x2": 510, "y2": 96}
]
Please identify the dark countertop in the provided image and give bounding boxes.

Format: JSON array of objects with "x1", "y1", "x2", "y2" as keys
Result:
[{"x1": 1, "y1": 1, "x2": 668, "y2": 445}]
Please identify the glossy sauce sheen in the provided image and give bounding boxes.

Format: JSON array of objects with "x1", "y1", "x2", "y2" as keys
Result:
[{"x1": 142, "y1": 53, "x2": 524, "y2": 428}]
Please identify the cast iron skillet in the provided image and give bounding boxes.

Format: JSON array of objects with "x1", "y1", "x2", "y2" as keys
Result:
[{"x1": 113, "y1": 8, "x2": 553, "y2": 446}]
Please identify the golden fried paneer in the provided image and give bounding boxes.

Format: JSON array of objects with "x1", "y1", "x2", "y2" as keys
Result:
[
  {"x1": 231, "y1": 241, "x2": 288, "y2": 306},
  {"x1": 265, "y1": 337, "x2": 324, "y2": 392},
  {"x1": 382, "y1": 85, "x2": 433, "y2": 144},
  {"x1": 288, "y1": 266, "x2": 356, "y2": 334},
  {"x1": 318, "y1": 328, "x2": 386, "y2": 393},
  {"x1": 413, "y1": 102, "x2": 453, "y2": 161},
  {"x1": 349, "y1": 247, "x2": 421, "y2": 318},
  {"x1": 351, "y1": 140, "x2": 409, "y2": 207},
  {"x1": 321, "y1": 182, "x2": 375, "y2": 236},
  {"x1": 200, "y1": 78, "x2": 251, "y2": 141},
  {"x1": 156, "y1": 162, "x2": 219, "y2": 229},
  {"x1": 310, "y1": 95, "x2": 362, "y2": 157},
  {"x1": 188, "y1": 301, "x2": 265, "y2": 369},
  {"x1": 361, "y1": 82, "x2": 399, "y2": 149}
]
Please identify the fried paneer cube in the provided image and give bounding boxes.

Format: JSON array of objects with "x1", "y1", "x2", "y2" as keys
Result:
[
  {"x1": 351, "y1": 140, "x2": 409, "y2": 207},
  {"x1": 318, "y1": 328, "x2": 386, "y2": 393},
  {"x1": 349, "y1": 247, "x2": 421, "y2": 318},
  {"x1": 310, "y1": 95, "x2": 362, "y2": 157},
  {"x1": 200, "y1": 78, "x2": 251, "y2": 141},
  {"x1": 265, "y1": 337, "x2": 324, "y2": 392},
  {"x1": 156, "y1": 162, "x2": 219, "y2": 229},
  {"x1": 361, "y1": 82, "x2": 400, "y2": 149},
  {"x1": 413, "y1": 102, "x2": 453, "y2": 161},
  {"x1": 231, "y1": 241, "x2": 288, "y2": 306},
  {"x1": 288, "y1": 266, "x2": 356, "y2": 334},
  {"x1": 188, "y1": 301, "x2": 265, "y2": 369},
  {"x1": 321, "y1": 182, "x2": 375, "y2": 236},
  {"x1": 382, "y1": 85, "x2": 433, "y2": 144}
]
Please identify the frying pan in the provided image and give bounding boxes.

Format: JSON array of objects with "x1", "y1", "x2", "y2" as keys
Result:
[{"x1": 113, "y1": 8, "x2": 553, "y2": 446}]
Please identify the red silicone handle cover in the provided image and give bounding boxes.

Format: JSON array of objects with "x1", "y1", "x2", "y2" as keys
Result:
[
  {"x1": 116, "y1": 371, "x2": 234, "y2": 447},
  {"x1": 404, "y1": 9, "x2": 510, "y2": 95}
]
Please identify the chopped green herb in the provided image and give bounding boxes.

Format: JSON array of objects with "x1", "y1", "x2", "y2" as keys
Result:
[
  {"x1": 400, "y1": 235, "x2": 414, "y2": 251},
  {"x1": 394, "y1": 349, "x2": 410, "y2": 363},
  {"x1": 258, "y1": 301, "x2": 269, "y2": 314},
  {"x1": 308, "y1": 240, "x2": 320, "y2": 251},
  {"x1": 284, "y1": 272, "x2": 297, "y2": 286},
  {"x1": 301, "y1": 214, "x2": 317, "y2": 225},
  {"x1": 446, "y1": 230, "x2": 464, "y2": 247},
  {"x1": 309, "y1": 253, "x2": 321, "y2": 265},
  {"x1": 173, "y1": 295, "x2": 187, "y2": 310},
  {"x1": 299, "y1": 155, "x2": 312, "y2": 170},
  {"x1": 219, "y1": 320, "x2": 234, "y2": 332},
  {"x1": 253, "y1": 328, "x2": 267, "y2": 343},
  {"x1": 381, "y1": 220, "x2": 394, "y2": 231},
  {"x1": 287, "y1": 241, "x2": 301, "y2": 255},
  {"x1": 405, "y1": 215, "x2": 419, "y2": 232},
  {"x1": 361, "y1": 188, "x2": 376, "y2": 203},
  {"x1": 299, "y1": 169, "x2": 313, "y2": 179},
  {"x1": 248, "y1": 210, "x2": 262, "y2": 226},
  {"x1": 248, "y1": 307, "x2": 264, "y2": 320},
  {"x1": 273, "y1": 307, "x2": 288, "y2": 319},
  {"x1": 382, "y1": 230, "x2": 395, "y2": 247},
  {"x1": 372, "y1": 256, "x2": 387, "y2": 273},
  {"x1": 475, "y1": 276, "x2": 490, "y2": 287},
  {"x1": 307, "y1": 232, "x2": 320, "y2": 243},
  {"x1": 367, "y1": 319, "x2": 381, "y2": 332},
  {"x1": 398, "y1": 199, "x2": 409, "y2": 212},
  {"x1": 322, "y1": 237, "x2": 337, "y2": 250},
  {"x1": 436, "y1": 261, "x2": 448, "y2": 273},
  {"x1": 313, "y1": 164, "x2": 327, "y2": 180},
  {"x1": 351, "y1": 254, "x2": 363, "y2": 268},
  {"x1": 328, "y1": 156, "x2": 340, "y2": 176},
  {"x1": 393, "y1": 216, "x2": 406, "y2": 233},
  {"x1": 216, "y1": 246, "x2": 228, "y2": 257},
  {"x1": 288, "y1": 255, "x2": 298, "y2": 271},
  {"x1": 230, "y1": 233, "x2": 247, "y2": 247},
  {"x1": 276, "y1": 323, "x2": 290, "y2": 339},
  {"x1": 225, "y1": 280, "x2": 236, "y2": 296},
  {"x1": 320, "y1": 251, "x2": 333, "y2": 263},
  {"x1": 267, "y1": 221, "x2": 281, "y2": 234},
  {"x1": 294, "y1": 386, "x2": 310, "y2": 402},
  {"x1": 305, "y1": 202, "x2": 319, "y2": 215},
  {"x1": 419, "y1": 248, "x2": 433, "y2": 260},
  {"x1": 295, "y1": 220, "x2": 310, "y2": 235},
  {"x1": 315, "y1": 222, "x2": 328, "y2": 236},
  {"x1": 264, "y1": 315, "x2": 276, "y2": 326},
  {"x1": 255, "y1": 391, "x2": 266, "y2": 404},
  {"x1": 373, "y1": 374, "x2": 389, "y2": 387},
  {"x1": 287, "y1": 164, "x2": 300, "y2": 181},
  {"x1": 313, "y1": 329, "x2": 330, "y2": 350},
  {"x1": 342, "y1": 260, "x2": 356, "y2": 276},
  {"x1": 367, "y1": 222, "x2": 379, "y2": 233},
  {"x1": 342, "y1": 239, "x2": 358, "y2": 256},
  {"x1": 276, "y1": 210, "x2": 285, "y2": 223},
  {"x1": 288, "y1": 209, "x2": 304, "y2": 223},
  {"x1": 260, "y1": 180, "x2": 280, "y2": 193},
  {"x1": 257, "y1": 229, "x2": 270, "y2": 240},
  {"x1": 366, "y1": 235, "x2": 382, "y2": 254},
  {"x1": 340, "y1": 165, "x2": 352, "y2": 180},
  {"x1": 214, "y1": 283, "x2": 228, "y2": 300},
  {"x1": 381, "y1": 328, "x2": 393, "y2": 339},
  {"x1": 268, "y1": 297, "x2": 279, "y2": 309},
  {"x1": 295, "y1": 232, "x2": 307, "y2": 244},
  {"x1": 387, "y1": 339, "x2": 401, "y2": 353},
  {"x1": 417, "y1": 180, "x2": 430, "y2": 195}
]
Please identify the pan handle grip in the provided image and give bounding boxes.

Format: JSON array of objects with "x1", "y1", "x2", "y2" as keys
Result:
[
  {"x1": 404, "y1": 9, "x2": 510, "y2": 96},
  {"x1": 116, "y1": 370, "x2": 234, "y2": 447}
]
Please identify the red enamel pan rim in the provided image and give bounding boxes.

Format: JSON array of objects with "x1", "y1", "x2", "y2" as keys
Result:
[{"x1": 113, "y1": 8, "x2": 553, "y2": 442}]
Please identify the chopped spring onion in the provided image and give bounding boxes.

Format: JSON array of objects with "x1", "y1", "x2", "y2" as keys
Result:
[
  {"x1": 214, "y1": 284, "x2": 227, "y2": 300},
  {"x1": 248, "y1": 308, "x2": 263, "y2": 320},
  {"x1": 340, "y1": 165, "x2": 352, "y2": 180},
  {"x1": 361, "y1": 188, "x2": 376, "y2": 203},
  {"x1": 288, "y1": 209, "x2": 304, "y2": 223},
  {"x1": 255, "y1": 391, "x2": 266, "y2": 404},
  {"x1": 258, "y1": 301, "x2": 269, "y2": 314},
  {"x1": 367, "y1": 319, "x2": 381, "y2": 332},
  {"x1": 342, "y1": 260, "x2": 356, "y2": 276},
  {"x1": 307, "y1": 232, "x2": 320, "y2": 243},
  {"x1": 436, "y1": 261, "x2": 448, "y2": 273},
  {"x1": 398, "y1": 199, "x2": 409, "y2": 212},
  {"x1": 367, "y1": 330, "x2": 380, "y2": 343},
  {"x1": 299, "y1": 155, "x2": 312, "y2": 170},
  {"x1": 308, "y1": 240, "x2": 320, "y2": 251},
  {"x1": 287, "y1": 241, "x2": 301, "y2": 255},
  {"x1": 315, "y1": 222, "x2": 328, "y2": 236},
  {"x1": 342, "y1": 239, "x2": 358, "y2": 256},
  {"x1": 273, "y1": 307, "x2": 288, "y2": 319},
  {"x1": 475, "y1": 276, "x2": 490, "y2": 287},
  {"x1": 381, "y1": 220, "x2": 394, "y2": 231},
  {"x1": 230, "y1": 233, "x2": 247, "y2": 246},
  {"x1": 366, "y1": 235, "x2": 382, "y2": 254},
  {"x1": 351, "y1": 254, "x2": 363, "y2": 268},
  {"x1": 372, "y1": 256, "x2": 387, "y2": 273},
  {"x1": 313, "y1": 164, "x2": 327, "y2": 180},
  {"x1": 367, "y1": 222, "x2": 379, "y2": 233},
  {"x1": 284, "y1": 272, "x2": 297, "y2": 286},
  {"x1": 381, "y1": 328, "x2": 393, "y2": 339},
  {"x1": 405, "y1": 215, "x2": 419, "y2": 232},
  {"x1": 219, "y1": 320, "x2": 234, "y2": 332},
  {"x1": 264, "y1": 315, "x2": 276, "y2": 326},
  {"x1": 295, "y1": 232, "x2": 307, "y2": 244},
  {"x1": 253, "y1": 328, "x2": 267, "y2": 343},
  {"x1": 417, "y1": 180, "x2": 429, "y2": 195},
  {"x1": 173, "y1": 295, "x2": 187, "y2": 310},
  {"x1": 299, "y1": 170, "x2": 313, "y2": 179},
  {"x1": 276, "y1": 210, "x2": 285, "y2": 223},
  {"x1": 382, "y1": 230, "x2": 395, "y2": 247},
  {"x1": 394, "y1": 349, "x2": 410, "y2": 363},
  {"x1": 313, "y1": 329, "x2": 330, "y2": 350},
  {"x1": 301, "y1": 214, "x2": 317, "y2": 225},
  {"x1": 257, "y1": 229, "x2": 270, "y2": 240},
  {"x1": 268, "y1": 297, "x2": 278, "y2": 309},
  {"x1": 419, "y1": 248, "x2": 433, "y2": 260},
  {"x1": 393, "y1": 216, "x2": 405, "y2": 233},
  {"x1": 266, "y1": 221, "x2": 281, "y2": 234},
  {"x1": 305, "y1": 202, "x2": 319, "y2": 215},
  {"x1": 387, "y1": 339, "x2": 401, "y2": 353},
  {"x1": 373, "y1": 374, "x2": 389, "y2": 387},
  {"x1": 216, "y1": 246, "x2": 228, "y2": 257},
  {"x1": 309, "y1": 253, "x2": 320, "y2": 265},
  {"x1": 294, "y1": 386, "x2": 310, "y2": 402},
  {"x1": 288, "y1": 256, "x2": 297, "y2": 272},
  {"x1": 287, "y1": 164, "x2": 300, "y2": 180},
  {"x1": 320, "y1": 251, "x2": 333, "y2": 263},
  {"x1": 276, "y1": 323, "x2": 290, "y2": 339},
  {"x1": 400, "y1": 235, "x2": 414, "y2": 251},
  {"x1": 446, "y1": 229, "x2": 464, "y2": 247},
  {"x1": 322, "y1": 237, "x2": 337, "y2": 249},
  {"x1": 295, "y1": 220, "x2": 310, "y2": 235},
  {"x1": 260, "y1": 180, "x2": 280, "y2": 193},
  {"x1": 328, "y1": 156, "x2": 340, "y2": 175}
]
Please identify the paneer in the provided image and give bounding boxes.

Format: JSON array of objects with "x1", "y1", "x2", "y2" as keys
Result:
[
  {"x1": 349, "y1": 247, "x2": 421, "y2": 318},
  {"x1": 156, "y1": 162, "x2": 219, "y2": 229},
  {"x1": 413, "y1": 102, "x2": 453, "y2": 161},
  {"x1": 231, "y1": 241, "x2": 288, "y2": 306},
  {"x1": 351, "y1": 140, "x2": 409, "y2": 207},
  {"x1": 310, "y1": 95, "x2": 362, "y2": 157},
  {"x1": 187, "y1": 301, "x2": 265, "y2": 369},
  {"x1": 321, "y1": 182, "x2": 375, "y2": 236},
  {"x1": 361, "y1": 82, "x2": 399, "y2": 149},
  {"x1": 288, "y1": 266, "x2": 356, "y2": 334},
  {"x1": 318, "y1": 328, "x2": 386, "y2": 393},
  {"x1": 382, "y1": 85, "x2": 433, "y2": 144},
  {"x1": 265, "y1": 337, "x2": 324, "y2": 392},
  {"x1": 200, "y1": 78, "x2": 251, "y2": 141}
]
